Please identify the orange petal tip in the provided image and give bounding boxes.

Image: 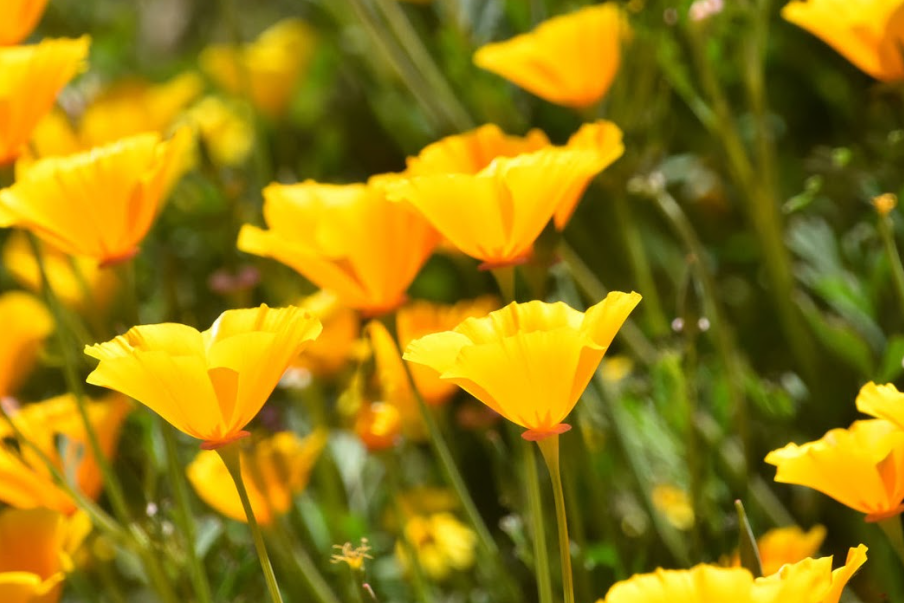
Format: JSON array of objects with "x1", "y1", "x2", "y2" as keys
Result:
[
  {"x1": 200, "y1": 430, "x2": 251, "y2": 450},
  {"x1": 864, "y1": 506, "x2": 904, "y2": 523}
]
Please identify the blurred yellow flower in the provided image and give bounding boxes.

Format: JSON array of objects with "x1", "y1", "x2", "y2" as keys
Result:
[
  {"x1": 0, "y1": 394, "x2": 130, "y2": 514},
  {"x1": 389, "y1": 147, "x2": 610, "y2": 269},
  {"x1": 602, "y1": 545, "x2": 866, "y2": 603},
  {"x1": 651, "y1": 484, "x2": 694, "y2": 531},
  {"x1": 292, "y1": 290, "x2": 361, "y2": 378},
  {"x1": 0, "y1": 129, "x2": 191, "y2": 266},
  {"x1": 766, "y1": 419, "x2": 904, "y2": 522},
  {"x1": 85, "y1": 304, "x2": 322, "y2": 449},
  {"x1": 181, "y1": 96, "x2": 254, "y2": 167},
  {"x1": 856, "y1": 381, "x2": 904, "y2": 429},
  {"x1": 0, "y1": 37, "x2": 89, "y2": 165},
  {"x1": 782, "y1": 0, "x2": 904, "y2": 81},
  {"x1": 2, "y1": 231, "x2": 118, "y2": 313},
  {"x1": 474, "y1": 3, "x2": 628, "y2": 108},
  {"x1": 396, "y1": 512, "x2": 476, "y2": 581},
  {"x1": 404, "y1": 293, "x2": 640, "y2": 440},
  {"x1": 872, "y1": 193, "x2": 898, "y2": 216},
  {"x1": 354, "y1": 401, "x2": 402, "y2": 452},
  {"x1": 730, "y1": 525, "x2": 827, "y2": 576},
  {"x1": 1, "y1": 0, "x2": 49, "y2": 46},
  {"x1": 187, "y1": 430, "x2": 326, "y2": 525},
  {"x1": 238, "y1": 180, "x2": 440, "y2": 315},
  {"x1": 0, "y1": 291, "x2": 53, "y2": 397},
  {"x1": 201, "y1": 18, "x2": 316, "y2": 118},
  {"x1": 0, "y1": 507, "x2": 91, "y2": 603}
]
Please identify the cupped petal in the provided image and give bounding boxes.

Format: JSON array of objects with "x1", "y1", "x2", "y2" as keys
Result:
[
  {"x1": 855, "y1": 381, "x2": 904, "y2": 429},
  {"x1": 603, "y1": 564, "x2": 758, "y2": 603},
  {"x1": 581, "y1": 291, "x2": 643, "y2": 349},
  {"x1": 821, "y1": 545, "x2": 868, "y2": 603},
  {"x1": 1, "y1": 0, "x2": 50, "y2": 46}
]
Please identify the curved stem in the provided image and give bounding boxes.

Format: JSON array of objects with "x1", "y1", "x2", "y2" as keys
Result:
[
  {"x1": 216, "y1": 442, "x2": 285, "y2": 603},
  {"x1": 536, "y1": 435, "x2": 574, "y2": 603},
  {"x1": 878, "y1": 516, "x2": 904, "y2": 568}
]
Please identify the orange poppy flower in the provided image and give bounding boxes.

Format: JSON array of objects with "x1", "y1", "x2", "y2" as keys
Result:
[
  {"x1": 84, "y1": 305, "x2": 322, "y2": 449},
  {"x1": 238, "y1": 180, "x2": 439, "y2": 315},
  {"x1": 0, "y1": 129, "x2": 191, "y2": 265},
  {"x1": 0, "y1": 291, "x2": 53, "y2": 397},
  {"x1": 403, "y1": 293, "x2": 641, "y2": 440},
  {"x1": 1, "y1": 0, "x2": 49, "y2": 46},
  {"x1": 730, "y1": 525, "x2": 827, "y2": 577},
  {"x1": 355, "y1": 401, "x2": 402, "y2": 452},
  {"x1": 782, "y1": 0, "x2": 904, "y2": 81},
  {"x1": 0, "y1": 37, "x2": 89, "y2": 165},
  {"x1": 474, "y1": 3, "x2": 628, "y2": 108},
  {"x1": 766, "y1": 419, "x2": 904, "y2": 522}
]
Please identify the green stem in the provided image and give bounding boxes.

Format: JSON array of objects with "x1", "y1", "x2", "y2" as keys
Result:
[
  {"x1": 491, "y1": 265, "x2": 516, "y2": 303},
  {"x1": 216, "y1": 442, "x2": 285, "y2": 603},
  {"x1": 523, "y1": 440, "x2": 554, "y2": 603},
  {"x1": 878, "y1": 516, "x2": 904, "y2": 568},
  {"x1": 536, "y1": 435, "x2": 574, "y2": 603},
  {"x1": 734, "y1": 500, "x2": 763, "y2": 577},
  {"x1": 161, "y1": 423, "x2": 214, "y2": 603},
  {"x1": 878, "y1": 214, "x2": 904, "y2": 317},
  {"x1": 270, "y1": 519, "x2": 343, "y2": 603}
]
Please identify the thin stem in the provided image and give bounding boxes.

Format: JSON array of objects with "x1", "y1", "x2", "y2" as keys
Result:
[
  {"x1": 216, "y1": 442, "x2": 285, "y2": 603},
  {"x1": 878, "y1": 214, "x2": 904, "y2": 317},
  {"x1": 523, "y1": 440, "x2": 554, "y2": 603},
  {"x1": 878, "y1": 516, "x2": 904, "y2": 568},
  {"x1": 161, "y1": 423, "x2": 214, "y2": 603},
  {"x1": 491, "y1": 265, "x2": 516, "y2": 303},
  {"x1": 536, "y1": 435, "x2": 574, "y2": 603}
]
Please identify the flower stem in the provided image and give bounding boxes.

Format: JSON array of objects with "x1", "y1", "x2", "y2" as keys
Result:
[
  {"x1": 491, "y1": 265, "x2": 516, "y2": 303},
  {"x1": 877, "y1": 214, "x2": 904, "y2": 317},
  {"x1": 878, "y1": 516, "x2": 904, "y2": 568},
  {"x1": 536, "y1": 435, "x2": 574, "y2": 603},
  {"x1": 270, "y1": 518, "x2": 343, "y2": 603},
  {"x1": 523, "y1": 440, "x2": 554, "y2": 603},
  {"x1": 216, "y1": 442, "x2": 285, "y2": 603},
  {"x1": 161, "y1": 423, "x2": 214, "y2": 603}
]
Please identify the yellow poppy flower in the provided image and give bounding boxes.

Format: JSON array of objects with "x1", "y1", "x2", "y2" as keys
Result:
[
  {"x1": 2, "y1": 231, "x2": 117, "y2": 313},
  {"x1": 395, "y1": 512, "x2": 477, "y2": 581},
  {"x1": 781, "y1": 0, "x2": 904, "y2": 81},
  {"x1": 84, "y1": 304, "x2": 322, "y2": 449},
  {"x1": 0, "y1": 507, "x2": 91, "y2": 603},
  {"x1": 730, "y1": 525, "x2": 827, "y2": 577},
  {"x1": 602, "y1": 545, "x2": 866, "y2": 603},
  {"x1": 1, "y1": 0, "x2": 49, "y2": 46},
  {"x1": 0, "y1": 291, "x2": 53, "y2": 397},
  {"x1": 200, "y1": 18, "x2": 316, "y2": 118},
  {"x1": 292, "y1": 290, "x2": 361, "y2": 378},
  {"x1": 181, "y1": 96, "x2": 254, "y2": 167},
  {"x1": 766, "y1": 419, "x2": 904, "y2": 522},
  {"x1": 0, "y1": 37, "x2": 89, "y2": 165},
  {"x1": 388, "y1": 147, "x2": 610, "y2": 269},
  {"x1": 403, "y1": 293, "x2": 641, "y2": 440},
  {"x1": 474, "y1": 3, "x2": 628, "y2": 108},
  {"x1": 187, "y1": 430, "x2": 326, "y2": 525},
  {"x1": 0, "y1": 394, "x2": 130, "y2": 514},
  {"x1": 238, "y1": 181, "x2": 440, "y2": 315},
  {"x1": 402, "y1": 120, "x2": 624, "y2": 231},
  {"x1": 0, "y1": 128, "x2": 191, "y2": 265},
  {"x1": 856, "y1": 381, "x2": 904, "y2": 429}
]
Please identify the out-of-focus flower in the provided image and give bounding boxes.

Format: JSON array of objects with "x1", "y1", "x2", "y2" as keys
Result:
[
  {"x1": 872, "y1": 193, "x2": 897, "y2": 216},
  {"x1": 473, "y1": 3, "x2": 628, "y2": 108},
  {"x1": 730, "y1": 525, "x2": 827, "y2": 576},
  {"x1": 331, "y1": 539, "x2": 373, "y2": 571},
  {"x1": 766, "y1": 419, "x2": 904, "y2": 522},
  {"x1": 404, "y1": 293, "x2": 640, "y2": 441},
  {"x1": 388, "y1": 147, "x2": 609, "y2": 268},
  {"x1": 601, "y1": 545, "x2": 866, "y2": 603},
  {"x1": 181, "y1": 96, "x2": 254, "y2": 167},
  {"x1": 0, "y1": 129, "x2": 191, "y2": 266},
  {"x1": 0, "y1": 37, "x2": 89, "y2": 165},
  {"x1": 1, "y1": 0, "x2": 49, "y2": 46},
  {"x1": 689, "y1": 0, "x2": 725, "y2": 21},
  {"x1": 354, "y1": 401, "x2": 402, "y2": 452},
  {"x1": 396, "y1": 513, "x2": 477, "y2": 581},
  {"x1": 651, "y1": 484, "x2": 694, "y2": 530},
  {"x1": 187, "y1": 430, "x2": 326, "y2": 525},
  {"x1": 0, "y1": 507, "x2": 91, "y2": 603},
  {"x1": 84, "y1": 305, "x2": 322, "y2": 449},
  {"x1": 0, "y1": 394, "x2": 130, "y2": 514},
  {"x1": 201, "y1": 19, "x2": 316, "y2": 118},
  {"x1": 781, "y1": 0, "x2": 904, "y2": 81},
  {"x1": 0, "y1": 291, "x2": 53, "y2": 397},
  {"x1": 857, "y1": 381, "x2": 904, "y2": 428},
  {"x1": 2, "y1": 231, "x2": 117, "y2": 313},
  {"x1": 238, "y1": 181, "x2": 439, "y2": 315},
  {"x1": 600, "y1": 355, "x2": 634, "y2": 383},
  {"x1": 292, "y1": 290, "x2": 361, "y2": 378}
]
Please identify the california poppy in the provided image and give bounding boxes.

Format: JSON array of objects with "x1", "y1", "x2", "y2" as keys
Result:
[
  {"x1": 0, "y1": 291, "x2": 53, "y2": 397},
  {"x1": 1, "y1": 0, "x2": 49, "y2": 46}
]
